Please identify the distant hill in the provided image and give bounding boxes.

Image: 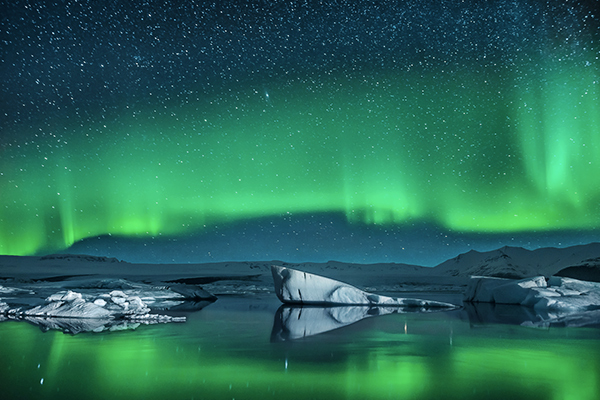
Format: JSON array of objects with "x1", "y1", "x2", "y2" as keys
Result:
[
  {"x1": 432, "y1": 243, "x2": 600, "y2": 281},
  {"x1": 39, "y1": 254, "x2": 122, "y2": 263},
  {"x1": 1, "y1": 243, "x2": 600, "y2": 284},
  {"x1": 0, "y1": 254, "x2": 425, "y2": 287}
]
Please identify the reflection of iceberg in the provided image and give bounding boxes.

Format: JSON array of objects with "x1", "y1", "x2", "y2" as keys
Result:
[
  {"x1": 271, "y1": 265, "x2": 457, "y2": 308},
  {"x1": 464, "y1": 302, "x2": 600, "y2": 328},
  {"x1": 528, "y1": 309, "x2": 600, "y2": 328},
  {"x1": 271, "y1": 306, "x2": 393, "y2": 341},
  {"x1": 22, "y1": 317, "x2": 141, "y2": 335},
  {"x1": 271, "y1": 304, "x2": 457, "y2": 341}
]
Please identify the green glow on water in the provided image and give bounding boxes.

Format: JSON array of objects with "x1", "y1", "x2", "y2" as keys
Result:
[
  {"x1": 1, "y1": 55, "x2": 599, "y2": 255},
  {"x1": 0, "y1": 307, "x2": 599, "y2": 400}
]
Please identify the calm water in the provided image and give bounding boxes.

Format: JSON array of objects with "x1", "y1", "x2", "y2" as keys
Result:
[{"x1": 1, "y1": 295, "x2": 599, "y2": 400}]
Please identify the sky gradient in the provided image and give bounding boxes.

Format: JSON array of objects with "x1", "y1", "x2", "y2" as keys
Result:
[{"x1": 1, "y1": 0, "x2": 599, "y2": 265}]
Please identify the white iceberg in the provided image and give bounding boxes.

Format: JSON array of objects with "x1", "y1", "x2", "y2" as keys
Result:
[
  {"x1": 271, "y1": 265, "x2": 457, "y2": 308},
  {"x1": 0, "y1": 276, "x2": 219, "y2": 334},
  {"x1": 0, "y1": 289, "x2": 186, "y2": 334},
  {"x1": 23, "y1": 290, "x2": 152, "y2": 318},
  {"x1": 464, "y1": 275, "x2": 600, "y2": 312},
  {"x1": 25, "y1": 291, "x2": 114, "y2": 319}
]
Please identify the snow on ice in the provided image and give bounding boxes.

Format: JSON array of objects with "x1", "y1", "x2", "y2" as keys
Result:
[
  {"x1": 465, "y1": 275, "x2": 600, "y2": 312},
  {"x1": 0, "y1": 279, "x2": 217, "y2": 334}
]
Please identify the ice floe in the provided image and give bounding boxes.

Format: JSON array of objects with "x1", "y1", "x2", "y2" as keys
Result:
[
  {"x1": 0, "y1": 279, "x2": 216, "y2": 333},
  {"x1": 22, "y1": 289, "x2": 174, "y2": 319}
]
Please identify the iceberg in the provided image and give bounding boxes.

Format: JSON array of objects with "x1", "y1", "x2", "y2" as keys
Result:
[
  {"x1": 271, "y1": 265, "x2": 457, "y2": 308},
  {"x1": 1, "y1": 289, "x2": 186, "y2": 334},
  {"x1": 0, "y1": 275, "x2": 219, "y2": 334},
  {"x1": 464, "y1": 275, "x2": 600, "y2": 312},
  {"x1": 23, "y1": 290, "x2": 154, "y2": 318},
  {"x1": 25, "y1": 291, "x2": 115, "y2": 319}
]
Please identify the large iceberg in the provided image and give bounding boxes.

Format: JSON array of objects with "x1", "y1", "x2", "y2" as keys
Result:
[
  {"x1": 464, "y1": 275, "x2": 600, "y2": 312},
  {"x1": 271, "y1": 265, "x2": 457, "y2": 308}
]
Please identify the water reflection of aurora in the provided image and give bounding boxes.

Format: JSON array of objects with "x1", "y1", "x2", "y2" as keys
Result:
[
  {"x1": 1, "y1": 308, "x2": 598, "y2": 400},
  {"x1": 2, "y1": 55, "x2": 599, "y2": 256}
]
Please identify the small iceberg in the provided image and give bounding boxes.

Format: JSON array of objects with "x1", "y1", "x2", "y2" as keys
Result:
[
  {"x1": 24, "y1": 290, "x2": 157, "y2": 319},
  {"x1": 271, "y1": 265, "x2": 457, "y2": 308},
  {"x1": 464, "y1": 275, "x2": 600, "y2": 312}
]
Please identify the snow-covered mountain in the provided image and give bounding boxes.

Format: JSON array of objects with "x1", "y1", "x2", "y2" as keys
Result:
[
  {"x1": 1, "y1": 242, "x2": 600, "y2": 285},
  {"x1": 432, "y1": 243, "x2": 600, "y2": 281}
]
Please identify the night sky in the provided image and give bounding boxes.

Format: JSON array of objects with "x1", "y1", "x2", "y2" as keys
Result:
[{"x1": 1, "y1": 0, "x2": 599, "y2": 266}]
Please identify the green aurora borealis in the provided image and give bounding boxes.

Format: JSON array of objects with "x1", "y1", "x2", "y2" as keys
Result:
[{"x1": 2, "y1": 54, "x2": 599, "y2": 256}]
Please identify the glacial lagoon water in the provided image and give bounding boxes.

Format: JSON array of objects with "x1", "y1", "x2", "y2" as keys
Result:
[{"x1": 1, "y1": 294, "x2": 599, "y2": 400}]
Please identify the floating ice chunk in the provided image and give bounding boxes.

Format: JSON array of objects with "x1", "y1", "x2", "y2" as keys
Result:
[
  {"x1": 93, "y1": 298, "x2": 107, "y2": 307},
  {"x1": 22, "y1": 290, "x2": 152, "y2": 319},
  {"x1": 0, "y1": 301, "x2": 9, "y2": 314},
  {"x1": 0, "y1": 278, "x2": 213, "y2": 333},
  {"x1": 465, "y1": 275, "x2": 600, "y2": 312},
  {"x1": 271, "y1": 265, "x2": 457, "y2": 308},
  {"x1": 109, "y1": 290, "x2": 127, "y2": 299}
]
